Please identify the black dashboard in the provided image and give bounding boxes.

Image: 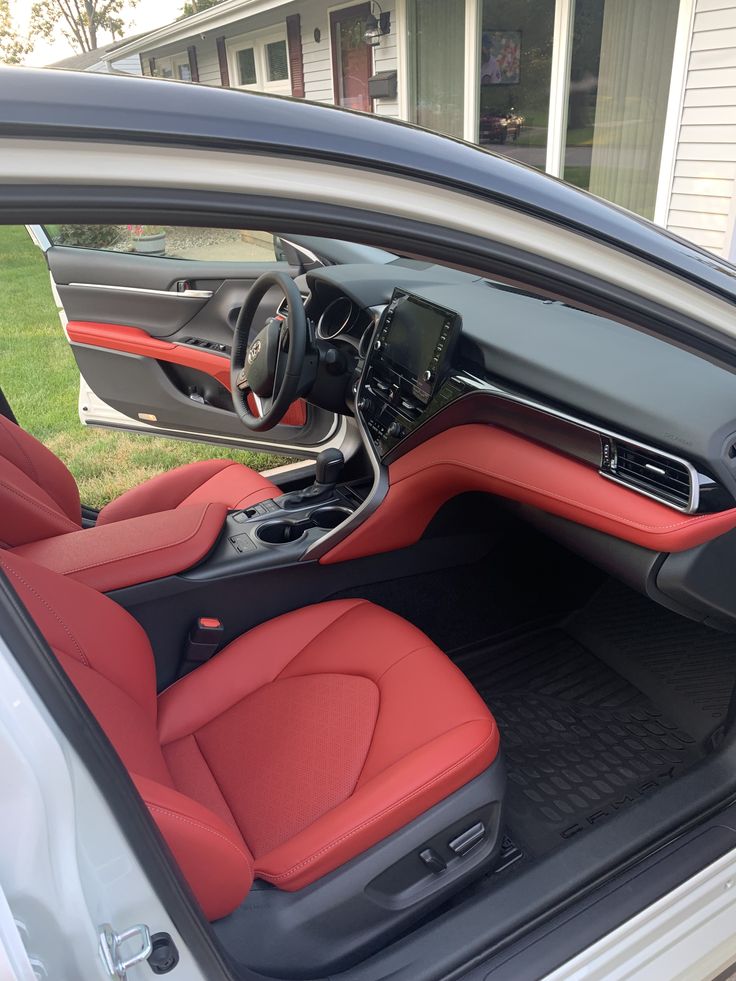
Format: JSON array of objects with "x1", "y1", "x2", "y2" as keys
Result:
[{"x1": 303, "y1": 259, "x2": 736, "y2": 517}]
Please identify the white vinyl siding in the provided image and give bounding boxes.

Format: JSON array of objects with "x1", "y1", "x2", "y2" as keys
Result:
[
  {"x1": 373, "y1": 0, "x2": 399, "y2": 118},
  {"x1": 197, "y1": 39, "x2": 224, "y2": 87},
  {"x1": 302, "y1": 2, "x2": 333, "y2": 103},
  {"x1": 667, "y1": 0, "x2": 736, "y2": 254},
  {"x1": 107, "y1": 53, "x2": 143, "y2": 75}
]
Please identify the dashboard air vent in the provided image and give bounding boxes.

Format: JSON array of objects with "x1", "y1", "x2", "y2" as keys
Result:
[{"x1": 605, "y1": 439, "x2": 693, "y2": 510}]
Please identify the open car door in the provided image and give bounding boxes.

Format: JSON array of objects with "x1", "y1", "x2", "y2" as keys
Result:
[{"x1": 27, "y1": 224, "x2": 347, "y2": 458}]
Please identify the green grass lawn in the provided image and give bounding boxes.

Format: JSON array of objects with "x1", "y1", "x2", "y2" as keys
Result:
[{"x1": 0, "y1": 225, "x2": 291, "y2": 508}]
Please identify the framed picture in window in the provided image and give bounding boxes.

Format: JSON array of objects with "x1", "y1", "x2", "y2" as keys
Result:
[{"x1": 480, "y1": 30, "x2": 521, "y2": 85}]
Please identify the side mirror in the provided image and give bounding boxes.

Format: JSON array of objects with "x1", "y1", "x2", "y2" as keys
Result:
[{"x1": 273, "y1": 234, "x2": 287, "y2": 262}]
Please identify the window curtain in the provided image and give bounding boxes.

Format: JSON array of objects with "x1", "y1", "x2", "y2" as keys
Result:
[
  {"x1": 411, "y1": 0, "x2": 466, "y2": 139},
  {"x1": 588, "y1": 0, "x2": 678, "y2": 218}
]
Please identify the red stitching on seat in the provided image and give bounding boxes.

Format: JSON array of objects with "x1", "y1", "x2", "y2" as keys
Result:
[
  {"x1": 147, "y1": 802, "x2": 251, "y2": 865},
  {"x1": 0, "y1": 562, "x2": 90, "y2": 666}
]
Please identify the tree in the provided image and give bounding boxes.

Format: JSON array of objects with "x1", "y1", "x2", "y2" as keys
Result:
[
  {"x1": 179, "y1": 0, "x2": 225, "y2": 19},
  {"x1": 29, "y1": 0, "x2": 138, "y2": 53},
  {"x1": 0, "y1": 0, "x2": 32, "y2": 64}
]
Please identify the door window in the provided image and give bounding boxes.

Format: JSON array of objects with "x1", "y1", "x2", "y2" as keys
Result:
[
  {"x1": 408, "y1": 0, "x2": 466, "y2": 139},
  {"x1": 477, "y1": 0, "x2": 555, "y2": 169},
  {"x1": 44, "y1": 225, "x2": 279, "y2": 262},
  {"x1": 562, "y1": 0, "x2": 679, "y2": 219}
]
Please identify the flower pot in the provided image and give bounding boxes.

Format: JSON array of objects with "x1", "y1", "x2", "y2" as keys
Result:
[{"x1": 132, "y1": 232, "x2": 166, "y2": 256}]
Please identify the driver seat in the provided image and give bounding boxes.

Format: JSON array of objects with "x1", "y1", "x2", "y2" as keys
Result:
[{"x1": 0, "y1": 414, "x2": 279, "y2": 548}]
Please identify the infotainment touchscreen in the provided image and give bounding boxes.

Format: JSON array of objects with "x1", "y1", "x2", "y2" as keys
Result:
[{"x1": 380, "y1": 291, "x2": 459, "y2": 400}]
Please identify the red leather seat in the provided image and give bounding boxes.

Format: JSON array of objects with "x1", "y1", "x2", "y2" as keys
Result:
[
  {"x1": 0, "y1": 549, "x2": 499, "y2": 921},
  {"x1": 0, "y1": 414, "x2": 277, "y2": 548}
]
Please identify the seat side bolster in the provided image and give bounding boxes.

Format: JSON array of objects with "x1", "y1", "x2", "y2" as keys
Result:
[
  {"x1": 133, "y1": 773, "x2": 254, "y2": 921},
  {"x1": 255, "y1": 718, "x2": 498, "y2": 891},
  {"x1": 98, "y1": 459, "x2": 277, "y2": 526},
  {"x1": 97, "y1": 458, "x2": 235, "y2": 525}
]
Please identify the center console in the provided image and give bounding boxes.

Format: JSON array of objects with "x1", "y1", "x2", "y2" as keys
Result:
[
  {"x1": 183, "y1": 479, "x2": 370, "y2": 580},
  {"x1": 360, "y1": 290, "x2": 464, "y2": 459}
]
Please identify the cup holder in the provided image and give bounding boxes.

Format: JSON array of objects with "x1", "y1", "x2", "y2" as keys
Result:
[
  {"x1": 310, "y1": 506, "x2": 351, "y2": 530},
  {"x1": 255, "y1": 506, "x2": 351, "y2": 545},
  {"x1": 257, "y1": 520, "x2": 308, "y2": 545}
]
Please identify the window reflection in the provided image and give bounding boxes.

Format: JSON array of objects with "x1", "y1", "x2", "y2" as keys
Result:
[{"x1": 478, "y1": 0, "x2": 555, "y2": 170}]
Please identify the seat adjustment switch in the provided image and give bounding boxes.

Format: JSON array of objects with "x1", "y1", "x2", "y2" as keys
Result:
[
  {"x1": 419, "y1": 847, "x2": 447, "y2": 874},
  {"x1": 449, "y1": 821, "x2": 486, "y2": 856}
]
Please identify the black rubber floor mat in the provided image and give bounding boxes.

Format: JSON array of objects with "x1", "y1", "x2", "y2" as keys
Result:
[
  {"x1": 454, "y1": 628, "x2": 702, "y2": 857},
  {"x1": 568, "y1": 580, "x2": 736, "y2": 741},
  {"x1": 333, "y1": 532, "x2": 603, "y2": 655}
]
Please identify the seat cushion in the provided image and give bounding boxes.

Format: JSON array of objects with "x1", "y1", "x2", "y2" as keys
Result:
[
  {"x1": 97, "y1": 458, "x2": 278, "y2": 525},
  {"x1": 158, "y1": 599, "x2": 499, "y2": 891}
]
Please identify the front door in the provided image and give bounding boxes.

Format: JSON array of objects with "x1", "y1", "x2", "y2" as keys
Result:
[
  {"x1": 330, "y1": 3, "x2": 374, "y2": 112},
  {"x1": 27, "y1": 224, "x2": 347, "y2": 459}
]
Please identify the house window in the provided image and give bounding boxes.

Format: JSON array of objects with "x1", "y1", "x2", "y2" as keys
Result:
[
  {"x1": 152, "y1": 52, "x2": 192, "y2": 81},
  {"x1": 266, "y1": 40, "x2": 289, "y2": 81},
  {"x1": 237, "y1": 47, "x2": 257, "y2": 85},
  {"x1": 227, "y1": 29, "x2": 291, "y2": 94}
]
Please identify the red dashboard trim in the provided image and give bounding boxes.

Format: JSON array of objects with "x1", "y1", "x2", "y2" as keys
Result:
[
  {"x1": 67, "y1": 321, "x2": 307, "y2": 427},
  {"x1": 320, "y1": 424, "x2": 736, "y2": 563}
]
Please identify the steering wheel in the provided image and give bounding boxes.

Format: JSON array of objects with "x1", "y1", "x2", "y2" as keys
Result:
[{"x1": 230, "y1": 271, "x2": 308, "y2": 432}]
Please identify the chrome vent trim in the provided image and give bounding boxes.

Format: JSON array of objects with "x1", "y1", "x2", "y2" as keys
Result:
[
  {"x1": 458, "y1": 372, "x2": 703, "y2": 514},
  {"x1": 601, "y1": 437, "x2": 697, "y2": 513}
]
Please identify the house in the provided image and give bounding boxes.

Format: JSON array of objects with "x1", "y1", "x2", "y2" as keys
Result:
[
  {"x1": 49, "y1": 33, "x2": 145, "y2": 75},
  {"x1": 93, "y1": 0, "x2": 736, "y2": 261}
]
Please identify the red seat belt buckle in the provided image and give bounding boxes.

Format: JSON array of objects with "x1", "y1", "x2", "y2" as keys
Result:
[{"x1": 179, "y1": 617, "x2": 224, "y2": 677}]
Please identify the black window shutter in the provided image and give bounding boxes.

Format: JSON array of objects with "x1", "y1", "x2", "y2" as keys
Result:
[
  {"x1": 286, "y1": 15, "x2": 305, "y2": 98},
  {"x1": 216, "y1": 36, "x2": 230, "y2": 87},
  {"x1": 148, "y1": 57, "x2": 156, "y2": 76},
  {"x1": 187, "y1": 45, "x2": 199, "y2": 83}
]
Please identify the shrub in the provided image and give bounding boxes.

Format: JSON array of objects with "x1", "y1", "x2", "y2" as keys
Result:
[{"x1": 55, "y1": 224, "x2": 126, "y2": 250}]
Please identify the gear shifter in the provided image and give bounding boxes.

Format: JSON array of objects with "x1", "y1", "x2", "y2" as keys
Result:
[{"x1": 280, "y1": 448, "x2": 344, "y2": 508}]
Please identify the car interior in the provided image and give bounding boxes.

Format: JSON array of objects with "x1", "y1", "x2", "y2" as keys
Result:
[{"x1": 4, "y1": 227, "x2": 736, "y2": 979}]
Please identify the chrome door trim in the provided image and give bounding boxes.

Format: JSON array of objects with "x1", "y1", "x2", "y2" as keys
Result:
[{"x1": 68, "y1": 282, "x2": 213, "y2": 299}]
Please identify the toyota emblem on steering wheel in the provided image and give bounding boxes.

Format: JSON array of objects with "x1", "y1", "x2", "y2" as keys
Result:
[{"x1": 247, "y1": 339, "x2": 262, "y2": 365}]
